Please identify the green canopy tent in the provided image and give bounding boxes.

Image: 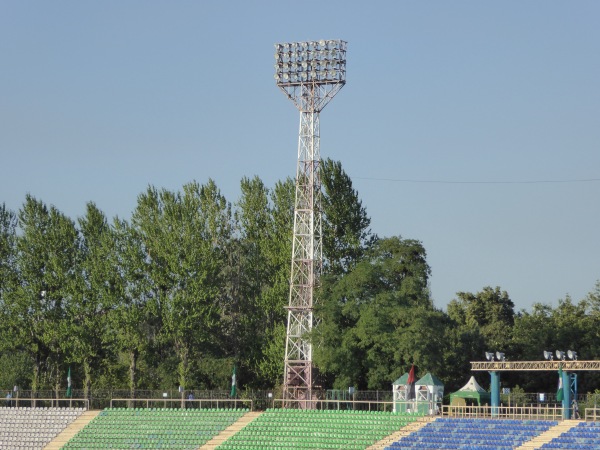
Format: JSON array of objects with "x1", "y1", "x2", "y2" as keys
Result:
[{"x1": 450, "y1": 376, "x2": 491, "y2": 406}]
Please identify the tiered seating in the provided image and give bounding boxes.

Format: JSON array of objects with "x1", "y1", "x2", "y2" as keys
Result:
[
  {"x1": 540, "y1": 421, "x2": 600, "y2": 449},
  {"x1": 385, "y1": 417, "x2": 558, "y2": 449},
  {"x1": 0, "y1": 406, "x2": 84, "y2": 450},
  {"x1": 218, "y1": 408, "x2": 421, "y2": 450},
  {"x1": 63, "y1": 407, "x2": 248, "y2": 449}
]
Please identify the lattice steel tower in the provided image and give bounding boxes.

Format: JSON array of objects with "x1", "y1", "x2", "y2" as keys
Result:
[{"x1": 274, "y1": 39, "x2": 347, "y2": 404}]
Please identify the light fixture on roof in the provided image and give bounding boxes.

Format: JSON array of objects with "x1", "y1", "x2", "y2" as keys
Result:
[
  {"x1": 485, "y1": 352, "x2": 495, "y2": 361},
  {"x1": 495, "y1": 352, "x2": 506, "y2": 362},
  {"x1": 556, "y1": 350, "x2": 566, "y2": 361},
  {"x1": 567, "y1": 350, "x2": 578, "y2": 360},
  {"x1": 543, "y1": 351, "x2": 554, "y2": 360}
]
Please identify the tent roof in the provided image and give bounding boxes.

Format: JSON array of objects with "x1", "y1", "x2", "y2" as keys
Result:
[
  {"x1": 458, "y1": 376, "x2": 486, "y2": 393},
  {"x1": 450, "y1": 376, "x2": 490, "y2": 405},
  {"x1": 416, "y1": 373, "x2": 444, "y2": 387},
  {"x1": 392, "y1": 373, "x2": 409, "y2": 385}
]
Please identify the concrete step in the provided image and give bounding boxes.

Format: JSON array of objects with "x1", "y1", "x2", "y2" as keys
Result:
[
  {"x1": 44, "y1": 410, "x2": 101, "y2": 449},
  {"x1": 514, "y1": 419, "x2": 583, "y2": 449},
  {"x1": 199, "y1": 411, "x2": 263, "y2": 449},
  {"x1": 366, "y1": 416, "x2": 437, "y2": 450}
]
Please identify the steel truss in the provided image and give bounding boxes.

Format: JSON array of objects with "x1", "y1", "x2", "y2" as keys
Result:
[
  {"x1": 275, "y1": 39, "x2": 346, "y2": 406},
  {"x1": 281, "y1": 82, "x2": 343, "y2": 405},
  {"x1": 471, "y1": 360, "x2": 600, "y2": 371}
]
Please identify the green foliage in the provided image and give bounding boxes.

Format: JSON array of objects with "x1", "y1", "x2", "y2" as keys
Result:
[
  {"x1": 448, "y1": 286, "x2": 515, "y2": 350},
  {"x1": 1, "y1": 164, "x2": 599, "y2": 400},
  {"x1": 321, "y1": 159, "x2": 374, "y2": 275},
  {"x1": 314, "y1": 236, "x2": 437, "y2": 389}
]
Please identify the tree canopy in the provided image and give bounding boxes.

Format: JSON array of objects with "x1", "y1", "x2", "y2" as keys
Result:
[{"x1": 0, "y1": 161, "x2": 598, "y2": 398}]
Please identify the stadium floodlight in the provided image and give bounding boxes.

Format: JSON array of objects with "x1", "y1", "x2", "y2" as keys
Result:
[
  {"x1": 274, "y1": 39, "x2": 347, "y2": 112},
  {"x1": 567, "y1": 350, "x2": 578, "y2": 360},
  {"x1": 496, "y1": 352, "x2": 506, "y2": 362},
  {"x1": 543, "y1": 351, "x2": 554, "y2": 361},
  {"x1": 556, "y1": 350, "x2": 566, "y2": 361},
  {"x1": 485, "y1": 352, "x2": 495, "y2": 361},
  {"x1": 276, "y1": 39, "x2": 347, "y2": 406}
]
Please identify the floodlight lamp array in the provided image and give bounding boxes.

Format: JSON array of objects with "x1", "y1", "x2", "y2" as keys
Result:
[{"x1": 274, "y1": 40, "x2": 346, "y2": 85}]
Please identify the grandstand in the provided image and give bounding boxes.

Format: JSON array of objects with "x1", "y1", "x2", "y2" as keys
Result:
[
  {"x1": 383, "y1": 417, "x2": 558, "y2": 449},
  {"x1": 215, "y1": 408, "x2": 421, "y2": 449},
  {"x1": 1, "y1": 404, "x2": 600, "y2": 449},
  {"x1": 61, "y1": 408, "x2": 248, "y2": 449},
  {"x1": 539, "y1": 421, "x2": 600, "y2": 449},
  {"x1": 0, "y1": 406, "x2": 84, "y2": 450}
]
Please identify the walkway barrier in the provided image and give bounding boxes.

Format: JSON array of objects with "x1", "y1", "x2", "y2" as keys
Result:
[
  {"x1": 109, "y1": 397, "x2": 253, "y2": 410},
  {"x1": 443, "y1": 404, "x2": 563, "y2": 420},
  {"x1": 585, "y1": 407, "x2": 600, "y2": 421},
  {"x1": 3, "y1": 397, "x2": 89, "y2": 409},
  {"x1": 273, "y1": 398, "x2": 397, "y2": 412}
]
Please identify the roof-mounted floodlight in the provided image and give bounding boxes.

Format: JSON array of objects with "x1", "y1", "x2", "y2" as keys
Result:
[
  {"x1": 496, "y1": 352, "x2": 506, "y2": 362},
  {"x1": 556, "y1": 350, "x2": 566, "y2": 361},
  {"x1": 567, "y1": 350, "x2": 578, "y2": 360},
  {"x1": 543, "y1": 351, "x2": 554, "y2": 360},
  {"x1": 485, "y1": 352, "x2": 495, "y2": 361}
]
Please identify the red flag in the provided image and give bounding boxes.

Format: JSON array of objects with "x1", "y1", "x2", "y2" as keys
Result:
[
  {"x1": 406, "y1": 365, "x2": 416, "y2": 400},
  {"x1": 407, "y1": 365, "x2": 416, "y2": 384}
]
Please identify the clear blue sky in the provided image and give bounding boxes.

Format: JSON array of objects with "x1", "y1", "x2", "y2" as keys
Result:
[{"x1": 1, "y1": 1, "x2": 599, "y2": 311}]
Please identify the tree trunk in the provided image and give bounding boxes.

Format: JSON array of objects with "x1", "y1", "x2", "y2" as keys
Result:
[
  {"x1": 83, "y1": 359, "x2": 92, "y2": 400},
  {"x1": 32, "y1": 353, "x2": 40, "y2": 407},
  {"x1": 129, "y1": 349, "x2": 138, "y2": 403},
  {"x1": 54, "y1": 363, "x2": 60, "y2": 405},
  {"x1": 176, "y1": 341, "x2": 189, "y2": 390}
]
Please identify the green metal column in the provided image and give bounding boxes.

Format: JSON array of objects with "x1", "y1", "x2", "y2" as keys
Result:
[
  {"x1": 490, "y1": 371, "x2": 500, "y2": 417},
  {"x1": 562, "y1": 370, "x2": 571, "y2": 419}
]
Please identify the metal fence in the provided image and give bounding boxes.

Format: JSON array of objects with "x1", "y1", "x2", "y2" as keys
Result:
[
  {"x1": 0, "y1": 388, "x2": 394, "y2": 410},
  {"x1": 272, "y1": 398, "x2": 396, "y2": 412},
  {"x1": 109, "y1": 398, "x2": 253, "y2": 410},
  {"x1": 443, "y1": 404, "x2": 564, "y2": 421}
]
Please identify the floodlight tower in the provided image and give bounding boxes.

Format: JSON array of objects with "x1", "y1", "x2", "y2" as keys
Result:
[{"x1": 274, "y1": 39, "x2": 347, "y2": 405}]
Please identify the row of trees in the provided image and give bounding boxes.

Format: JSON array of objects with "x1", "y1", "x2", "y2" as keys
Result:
[{"x1": 1, "y1": 159, "x2": 599, "y2": 398}]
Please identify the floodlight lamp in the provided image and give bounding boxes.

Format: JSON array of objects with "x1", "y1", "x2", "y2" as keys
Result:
[
  {"x1": 485, "y1": 352, "x2": 495, "y2": 361},
  {"x1": 567, "y1": 350, "x2": 577, "y2": 360},
  {"x1": 556, "y1": 350, "x2": 566, "y2": 360},
  {"x1": 543, "y1": 351, "x2": 554, "y2": 360},
  {"x1": 496, "y1": 352, "x2": 505, "y2": 362}
]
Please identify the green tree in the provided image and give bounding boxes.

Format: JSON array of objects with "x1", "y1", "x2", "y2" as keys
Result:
[
  {"x1": 105, "y1": 217, "x2": 154, "y2": 397},
  {"x1": 321, "y1": 159, "x2": 374, "y2": 276},
  {"x1": 226, "y1": 176, "x2": 297, "y2": 388},
  {"x1": 131, "y1": 180, "x2": 229, "y2": 390},
  {"x1": 0, "y1": 203, "x2": 17, "y2": 304},
  {"x1": 447, "y1": 286, "x2": 515, "y2": 350},
  {"x1": 314, "y1": 236, "x2": 436, "y2": 389},
  {"x1": 60, "y1": 202, "x2": 117, "y2": 398},
  {"x1": 6, "y1": 196, "x2": 80, "y2": 394}
]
